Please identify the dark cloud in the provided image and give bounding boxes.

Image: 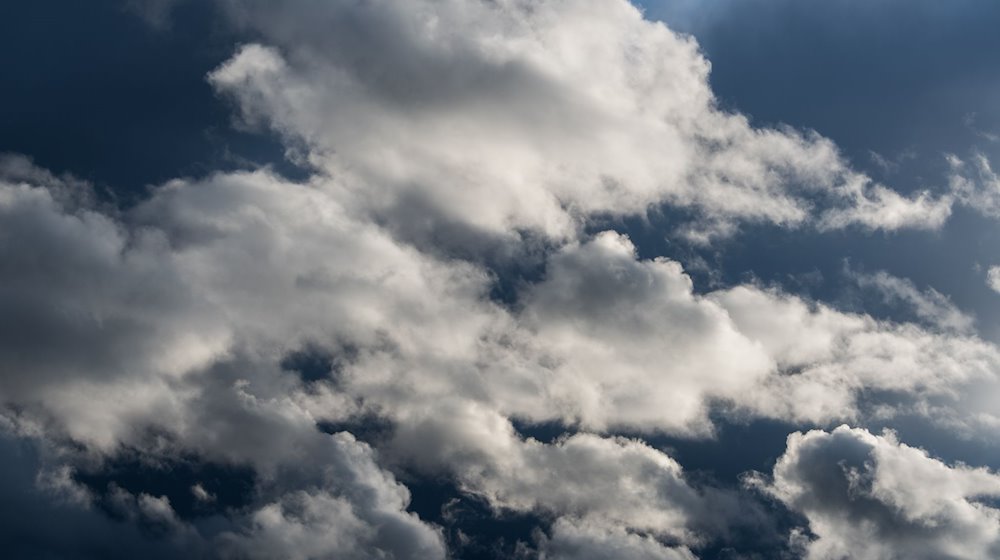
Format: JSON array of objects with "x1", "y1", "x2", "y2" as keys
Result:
[{"x1": 0, "y1": 435, "x2": 207, "y2": 560}]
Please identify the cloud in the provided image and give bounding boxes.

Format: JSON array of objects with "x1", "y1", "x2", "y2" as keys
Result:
[
  {"x1": 5, "y1": 1, "x2": 1000, "y2": 557},
  {"x1": 384, "y1": 400, "x2": 769, "y2": 557},
  {"x1": 948, "y1": 153, "x2": 1000, "y2": 217},
  {"x1": 0, "y1": 167, "x2": 231, "y2": 448},
  {"x1": 124, "y1": 0, "x2": 191, "y2": 29},
  {"x1": 3, "y1": 161, "x2": 998, "y2": 555},
  {"x1": 389, "y1": 402, "x2": 700, "y2": 537},
  {"x1": 753, "y1": 425, "x2": 1000, "y2": 560},
  {"x1": 207, "y1": 0, "x2": 948, "y2": 242},
  {"x1": 217, "y1": 433, "x2": 446, "y2": 560},
  {"x1": 0, "y1": 432, "x2": 214, "y2": 560},
  {"x1": 538, "y1": 518, "x2": 697, "y2": 560},
  {"x1": 987, "y1": 266, "x2": 1000, "y2": 294},
  {"x1": 0, "y1": 164, "x2": 465, "y2": 556},
  {"x1": 851, "y1": 269, "x2": 974, "y2": 333},
  {"x1": 712, "y1": 286, "x2": 1000, "y2": 426},
  {"x1": 507, "y1": 232, "x2": 771, "y2": 435}
]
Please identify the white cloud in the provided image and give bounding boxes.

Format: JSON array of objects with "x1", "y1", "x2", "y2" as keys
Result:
[
  {"x1": 712, "y1": 286, "x2": 1000, "y2": 425},
  {"x1": 0, "y1": 166, "x2": 461, "y2": 556},
  {"x1": 538, "y1": 518, "x2": 697, "y2": 560},
  {"x1": 852, "y1": 269, "x2": 974, "y2": 333},
  {"x1": 754, "y1": 425, "x2": 1000, "y2": 560},
  {"x1": 218, "y1": 433, "x2": 446, "y2": 560},
  {"x1": 207, "y1": 0, "x2": 947, "y2": 241},
  {"x1": 949, "y1": 153, "x2": 1000, "y2": 217},
  {"x1": 509, "y1": 231, "x2": 772, "y2": 435},
  {"x1": 384, "y1": 400, "x2": 742, "y2": 556},
  {"x1": 3, "y1": 163, "x2": 998, "y2": 556},
  {"x1": 219, "y1": 491, "x2": 378, "y2": 560},
  {"x1": 4, "y1": 1, "x2": 1000, "y2": 557},
  {"x1": 389, "y1": 402, "x2": 698, "y2": 537},
  {"x1": 987, "y1": 266, "x2": 1000, "y2": 294}
]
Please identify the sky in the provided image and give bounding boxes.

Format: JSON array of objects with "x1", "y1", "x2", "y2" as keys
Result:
[{"x1": 3, "y1": 1, "x2": 1000, "y2": 559}]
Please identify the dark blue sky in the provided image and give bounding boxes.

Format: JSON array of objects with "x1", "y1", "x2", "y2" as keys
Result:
[
  {"x1": 0, "y1": 0, "x2": 296, "y2": 199},
  {"x1": 634, "y1": 0, "x2": 1000, "y2": 344}
]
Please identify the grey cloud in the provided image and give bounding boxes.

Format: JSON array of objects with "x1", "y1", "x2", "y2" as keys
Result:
[
  {"x1": 0, "y1": 168, "x2": 463, "y2": 557},
  {"x1": 754, "y1": 425, "x2": 1000, "y2": 560},
  {"x1": 217, "y1": 433, "x2": 446, "y2": 560},
  {"x1": 0, "y1": 170, "x2": 229, "y2": 450},
  {"x1": 538, "y1": 518, "x2": 697, "y2": 560},
  {"x1": 0, "y1": 434, "x2": 209, "y2": 560}
]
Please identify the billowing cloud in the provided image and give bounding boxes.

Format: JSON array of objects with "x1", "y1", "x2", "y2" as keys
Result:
[
  {"x1": 216, "y1": 433, "x2": 446, "y2": 560},
  {"x1": 754, "y1": 425, "x2": 1000, "y2": 560},
  {"x1": 5, "y1": 151, "x2": 1000, "y2": 555},
  {"x1": 4, "y1": 159, "x2": 997, "y2": 556},
  {"x1": 3, "y1": 0, "x2": 1000, "y2": 558},
  {"x1": 508, "y1": 231, "x2": 772, "y2": 434},
  {"x1": 208, "y1": 0, "x2": 949, "y2": 243},
  {"x1": 987, "y1": 266, "x2": 1000, "y2": 294},
  {"x1": 538, "y1": 518, "x2": 697, "y2": 560},
  {"x1": 712, "y1": 286, "x2": 1000, "y2": 426}
]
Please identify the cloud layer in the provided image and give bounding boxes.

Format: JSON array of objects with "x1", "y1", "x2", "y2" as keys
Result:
[{"x1": 3, "y1": 1, "x2": 1000, "y2": 558}]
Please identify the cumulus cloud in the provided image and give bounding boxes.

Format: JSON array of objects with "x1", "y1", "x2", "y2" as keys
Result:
[
  {"x1": 390, "y1": 403, "x2": 699, "y2": 537},
  {"x1": 754, "y1": 425, "x2": 1000, "y2": 560},
  {"x1": 538, "y1": 518, "x2": 697, "y2": 560},
  {"x1": 0, "y1": 163, "x2": 464, "y2": 556},
  {"x1": 3, "y1": 158, "x2": 999, "y2": 555},
  {"x1": 712, "y1": 286, "x2": 1000, "y2": 425},
  {"x1": 4, "y1": 0, "x2": 1000, "y2": 557},
  {"x1": 207, "y1": 0, "x2": 948, "y2": 243},
  {"x1": 509, "y1": 231, "x2": 772, "y2": 434},
  {"x1": 385, "y1": 401, "x2": 771, "y2": 557},
  {"x1": 217, "y1": 433, "x2": 446, "y2": 560}
]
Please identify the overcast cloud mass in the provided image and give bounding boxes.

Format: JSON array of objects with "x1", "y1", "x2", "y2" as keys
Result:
[{"x1": 3, "y1": 1, "x2": 1000, "y2": 558}]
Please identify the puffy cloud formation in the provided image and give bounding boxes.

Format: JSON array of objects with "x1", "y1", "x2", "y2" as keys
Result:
[
  {"x1": 3, "y1": 156, "x2": 998, "y2": 556},
  {"x1": 216, "y1": 433, "x2": 446, "y2": 560},
  {"x1": 538, "y1": 518, "x2": 697, "y2": 560},
  {"x1": 756, "y1": 426, "x2": 1000, "y2": 560},
  {"x1": 388, "y1": 403, "x2": 706, "y2": 557},
  {"x1": 712, "y1": 286, "x2": 1000, "y2": 426},
  {"x1": 208, "y1": 0, "x2": 950, "y2": 243},
  {"x1": 989, "y1": 266, "x2": 1000, "y2": 294},
  {"x1": 509, "y1": 231, "x2": 772, "y2": 434},
  {"x1": 3, "y1": 0, "x2": 1000, "y2": 558}
]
